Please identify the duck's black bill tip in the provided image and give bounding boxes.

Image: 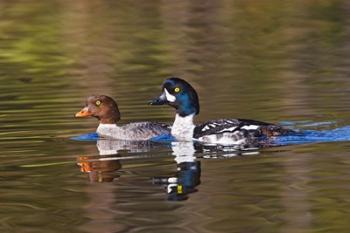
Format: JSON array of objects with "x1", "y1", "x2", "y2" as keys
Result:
[{"x1": 149, "y1": 98, "x2": 167, "y2": 105}]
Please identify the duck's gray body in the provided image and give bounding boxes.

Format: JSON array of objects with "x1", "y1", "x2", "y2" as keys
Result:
[{"x1": 97, "y1": 122, "x2": 170, "y2": 140}]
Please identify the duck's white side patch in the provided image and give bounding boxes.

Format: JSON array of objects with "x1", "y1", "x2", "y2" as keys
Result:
[
  {"x1": 197, "y1": 132, "x2": 247, "y2": 146},
  {"x1": 164, "y1": 88, "x2": 176, "y2": 102},
  {"x1": 171, "y1": 114, "x2": 195, "y2": 141},
  {"x1": 241, "y1": 125, "x2": 260, "y2": 130}
]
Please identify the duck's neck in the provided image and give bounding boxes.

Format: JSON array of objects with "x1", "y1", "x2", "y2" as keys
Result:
[
  {"x1": 171, "y1": 113, "x2": 195, "y2": 141},
  {"x1": 100, "y1": 118, "x2": 117, "y2": 124},
  {"x1": 96, "y1": 123, "x2": 122, "y2": 139}
]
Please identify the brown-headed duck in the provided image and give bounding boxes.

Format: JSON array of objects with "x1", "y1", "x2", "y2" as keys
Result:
[{"x1": 76, "y1": 95, "x2": 170, "y2": 140}]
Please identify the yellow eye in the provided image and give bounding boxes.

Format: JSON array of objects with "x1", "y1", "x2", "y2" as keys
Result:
[
  {"x1": 95, "y1": 100, "x2": 101, "y2": 106},
  {"x1": 174, "y1": 87, "x2": 180, "y2": 93}
]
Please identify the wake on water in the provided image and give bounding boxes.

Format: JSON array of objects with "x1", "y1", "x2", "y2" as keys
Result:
[{"x1": 273, "y1": 121, "x2": 350, "y2": 146}]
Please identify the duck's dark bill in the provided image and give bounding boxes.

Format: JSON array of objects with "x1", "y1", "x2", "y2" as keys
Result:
[{"x1": 149, "y1": 96, "x2": 168, "y2": 105}]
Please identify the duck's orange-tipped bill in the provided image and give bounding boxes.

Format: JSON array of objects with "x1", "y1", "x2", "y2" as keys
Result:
[{"x1": 75, "y1": 107, "x2": 92, "y2": 118}]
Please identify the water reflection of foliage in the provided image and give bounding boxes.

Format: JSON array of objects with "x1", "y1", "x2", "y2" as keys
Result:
[{"x1": 1, "y1": 1, "x2": 350, "y2": 231}]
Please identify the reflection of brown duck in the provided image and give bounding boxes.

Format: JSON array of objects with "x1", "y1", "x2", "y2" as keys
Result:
[
  {"x1": 77, "y1": 139, "x2": 155, "y2": 182},
  {"x1": 75, "y1": 95, "x2": 170, "y2": 140},
  {"x1": 77, "y1": 155, "x2": 122, "y2": 182}
]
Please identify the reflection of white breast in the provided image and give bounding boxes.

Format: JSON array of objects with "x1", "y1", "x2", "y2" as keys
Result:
[
  {"x1": 171, "y1": 141, "x2": 195, "y2": 163},
  {"x1": 96, "y1": 139, "x2": 151, "y2": 155}
]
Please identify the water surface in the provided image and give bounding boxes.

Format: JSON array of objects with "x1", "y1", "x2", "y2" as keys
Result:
[{"x1": 1, "y1": 1, "x2": 350, "y2": 232}]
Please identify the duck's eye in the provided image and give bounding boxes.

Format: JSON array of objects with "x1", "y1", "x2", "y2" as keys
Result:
[
  {"x1": 95, "y1": 100, "x2": 101, "y2": 106},
  {"x1": 174, "y1": 87, "x2": 180, "y2": 93}
]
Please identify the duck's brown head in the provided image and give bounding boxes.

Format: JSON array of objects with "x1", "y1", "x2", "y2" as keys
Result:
[{"x1": 75, "y1": 95, "x2": 121, "y2": 124}]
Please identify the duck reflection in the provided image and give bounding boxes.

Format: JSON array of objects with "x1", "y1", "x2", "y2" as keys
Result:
[
  {"x1": 77, "y1": 155, "x2": 121, "y2": 182},
  {"x1": 77, "y1": 139, "x2": 151, "y2": 182},
  {"x1": 153, "y1": 142, "x2": 201, "y2": 201},
  {"x1": 77, "y1": 138, "x2": 257, "y2": 196}
]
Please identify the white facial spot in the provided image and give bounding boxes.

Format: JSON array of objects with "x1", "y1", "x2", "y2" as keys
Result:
[{"x1": 164, "y1": 88, "x2": 176, "y2": 102}]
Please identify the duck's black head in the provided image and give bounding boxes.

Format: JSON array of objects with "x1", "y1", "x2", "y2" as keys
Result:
[{"x1": 150, "y1": 77, "x2": 200, "y2": 117}]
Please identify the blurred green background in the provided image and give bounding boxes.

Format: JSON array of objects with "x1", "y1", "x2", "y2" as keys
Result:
[{"x1": 1, "y1": 1, "x2": 350, "y2": 233}]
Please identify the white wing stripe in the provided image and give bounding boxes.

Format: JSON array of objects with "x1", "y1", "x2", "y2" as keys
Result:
[
  {"x1": 241, "y1": 125, "x2": 259, "y2": 130},
  {"x1": 217, "y1": 126, "x2": 237, "y2": 133},
  {"x1": 202, "y1": 125, "x2": 210, "y2": 131}
]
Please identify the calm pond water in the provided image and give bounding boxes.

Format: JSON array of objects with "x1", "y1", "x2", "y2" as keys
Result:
[{"x1": 1, "y1": 1, "x2": 350, "y2": 232}]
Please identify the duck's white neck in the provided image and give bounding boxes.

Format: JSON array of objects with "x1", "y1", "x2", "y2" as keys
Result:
[
  {"x1": 171, "y1": 114, "x2": 195, "y2": 141},
  {"x1": 96, "y1": 123, "x2": 122, "y2": 139}
]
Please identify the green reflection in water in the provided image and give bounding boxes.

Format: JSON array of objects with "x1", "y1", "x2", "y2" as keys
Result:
[{"x1": 0, "y1": 0, "x2": 350, "y2": 233}]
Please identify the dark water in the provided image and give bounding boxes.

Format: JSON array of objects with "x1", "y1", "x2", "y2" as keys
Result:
[{"x1": 1, "y1": 1, "x2": 350, "y2": 232}]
